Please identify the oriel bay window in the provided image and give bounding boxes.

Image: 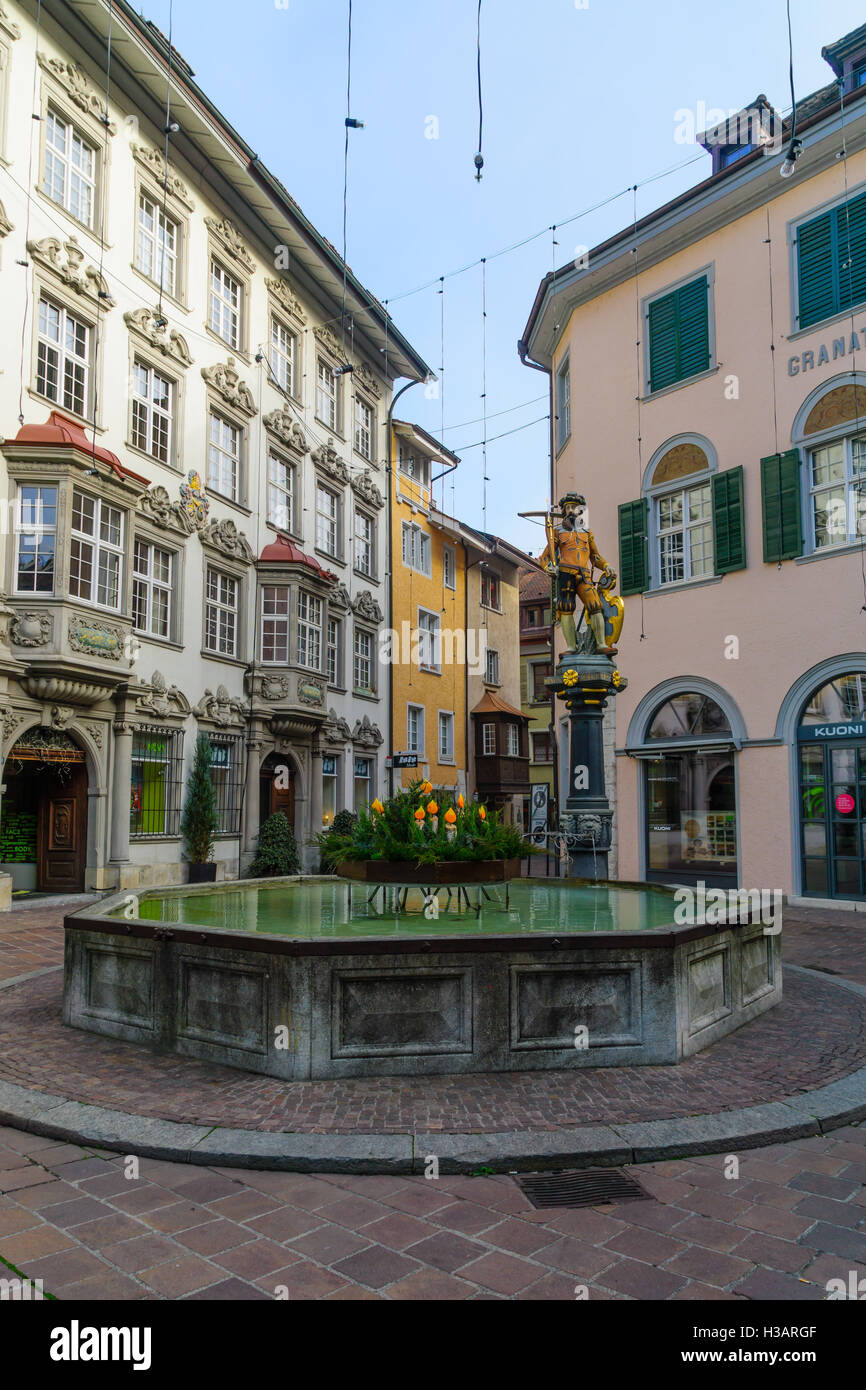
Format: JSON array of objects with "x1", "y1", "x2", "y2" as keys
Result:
[
  {"x1": 16, "y1": 486, "x2": 57, "y2": 594},
  {"x1": 69, "y1": 491, "x2": 123, "y2": 610},
  {"x1": 205, "y1": 567, "x2": 238, "y2": 657},
  {"x1": 133, "y1": 539, "x2": 173, "y2": 639},
  {"x1": 261, "y1": 585, "x2": 290, "y2": 663},
  {"x1": 209, "y1": 734, "x2": 243, "y2": 834},
  {"x1": 131, "y1": 361, "x2": 173, "y2": 464},
  {"x1": 130, "y1": 727, "x2": 184, "y2": 837},
  {"x1": 297, "y1": 591, "x2": 322, "y2": 670},
  {"x1": 37, "y1": 296, "x2": 90, "y2": 417}
]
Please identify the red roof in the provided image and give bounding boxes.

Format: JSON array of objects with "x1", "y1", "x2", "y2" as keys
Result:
[
  {"x1": 8, "y1": 411, "x2": 151, "y2": 485},
  {"x1": 259, "y1": 533, "x2": 337, "y2": 582}
]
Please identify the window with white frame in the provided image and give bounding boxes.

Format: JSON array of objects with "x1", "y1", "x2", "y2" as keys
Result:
[
  {"x1": 657, "y1": 481, "x2": 714, "y2": 584},
  {"x1": 353, "y1": 627, "x2": 374, "y2": 693},
  {"x1": 136, "y1": 192, "x2": 179, "y2": 297},
  {"x1": 270, "y1": 317, "x2": 296, "y2": 397},
  {"x1": 267, "y1": 451, "x2": 296, "y2": 533},
  {"x1": 532, "y1": 731, "x2": 553, "y2": 763},
  {"x1": 809, "y1": 434, "x2": 866, "y2": 549},
  {"x1": 407, "y1": 703, "x2": 425, "y2": 755},
  {"x1": 398, "y1": 446, "x2": 430, "y2": 487},
  {"x1": 16, "y1": 486, "x2": 57, "y2": 594},
  {"x1": 36, "y1": 296, "x2": 90, "y2": 417},
  {"x1": 131, "y1": 360, "x2": 173, "y2": 464},
  {"x1": 481, "y1": 572, "x2": 501, "y2": 610},
  {"x1": 327, "y1": 615, "x2": 343, "y2": 686},
  {"x1": 482, "y1": 723, "x2": 496, "y2": 756},
  {"x1": 205, "y1": 567, "x2": 238, "y2": 656},
  {"x1": 69, "y1": 491, "x2": 124, "y2": 610},
  {"x1": 485, "y1": 648, "x2": 500, "y2": 685},
  {"x1": 506, "y1": 723, "x2": 521, "y2": 757},
  {"x1": 261, "y1": 585, "x2": 290, "y2": 663},
  {"x1": 297, "y1": 591, "x2": 322, "y2": 670},
  {"x1": 354, "y1": 510, "x2": 374, "y2": 576},
  {"x1": 43, "y1": 107, "x2": 96, "y2": 228},
  {"x1": 354, "y1": 756, "x2": 373, "y2": 812},
  {"x1": 401, "y1": 521, "x2": 431, "y2": 576},
  {"x1": 418, "y1": 609, "x2": 441, "y2": 672},
  {"x1": 209, "y1": 258, "x2": 241, "y2": 349},
  {"x1": 316, "y1": 484, "x2": 340, "y2": 557},
  {"x1": 316, "y1": 359, "x2": 338, "y2": 430},
  {"x1": 443, "y1": 545, "x2": 456, "y2": 591},
  {"x1": 354, "y1": 396, "x2": 373, "y2": 459},
  {"x1": 207, "y1": 411, "x2": 241, "y2": 502},
  {"x1": 438, "y1": 711, "x2": 454, "y2": 762},
  {"x1": 555, "y1": 359, "x2": 571, "y2": 449},
  {"x1": 133, "y1": 538, "x2": 173, "y2": 639}
]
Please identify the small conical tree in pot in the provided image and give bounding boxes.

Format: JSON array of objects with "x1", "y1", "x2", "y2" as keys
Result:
[{"x1": 181, "y1": 733, "x2": 220, "y2": 882}]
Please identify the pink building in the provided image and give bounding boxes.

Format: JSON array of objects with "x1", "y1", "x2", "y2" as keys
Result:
[{"x1": 520, "y1": 24, "x2": 866, "y2": 906}]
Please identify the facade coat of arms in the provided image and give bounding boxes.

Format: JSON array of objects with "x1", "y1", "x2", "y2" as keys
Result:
[{"x1": 180, "y1": 471, "x2": 209, "y2": 530}]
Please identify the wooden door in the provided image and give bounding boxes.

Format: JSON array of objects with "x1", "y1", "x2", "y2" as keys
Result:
[
  {"x1": 270, "y1": 767, "x2": 295, "y2": 828},
  {"x1": 38, "y1": 765, "x2": 87, "y2": 892},
  {"x1": 260, "y1": 759, "x2": 295, "y2": 832}
]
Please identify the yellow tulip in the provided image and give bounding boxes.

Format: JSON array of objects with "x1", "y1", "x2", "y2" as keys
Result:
[
  {"x1": 414, "y1": 807, "x2": 426, "y2": 821},
  {"x1": 371, "y1": 799, "x2": 384, "y2": 815},
  {"x1": 427, "y1": 801, "x2": 438, "y2": 816},
  {"x1": 444, "y1": 808, "x2": 457, "y2": 825},
  {"x1": 457, "y1": 794, "x2": 465, "y2": 810},
  {"x1": 420, "y1": 780, "x2": 433, "y2": 795},
  {"x1": 478, "y1": 806, "x2": 487, "y2": 821}
]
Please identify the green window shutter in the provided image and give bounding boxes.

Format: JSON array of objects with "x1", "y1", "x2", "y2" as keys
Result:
[
  {"x1": 647, "y1": 277, "x2": 709, "y2": 392},
  {"x1": 761, "y1": 450, "x2": 802, "y2": 562},
  {"x1": 712, "y1": 466, "x2": 746, "y2": 574},
  {"x1": 618, "y1": 498, "x2": 649, "y2": 595},
  {"x1": 797, "y1": 211, "x2": 835, "y2": 329},
  {"x1": 839, "y1": 190, "x2": 866, "y2": 312}
]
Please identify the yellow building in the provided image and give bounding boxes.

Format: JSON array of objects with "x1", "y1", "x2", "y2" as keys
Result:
[{"x1": 388, "y1": 422, "x2": 468, "y2": 795}]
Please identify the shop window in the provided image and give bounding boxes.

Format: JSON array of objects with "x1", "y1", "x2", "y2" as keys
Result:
[
  {"x1": 130, "y1": 727, "x2": 184, "y2": 837},
  {"x1": 208, "y1": 734, "x2": 243, "y2": 834},
  {"x1": 798, "y1": 673, "x2": 866, "y2": 900}
]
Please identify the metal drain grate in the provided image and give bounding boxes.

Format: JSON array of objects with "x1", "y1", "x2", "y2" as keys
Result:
[{"x1": 515, "y1": 1167, "x2": 648, "y2": 1210}]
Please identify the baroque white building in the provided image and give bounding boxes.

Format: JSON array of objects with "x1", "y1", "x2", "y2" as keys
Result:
[{"x1": 0, "y1": 0, "x2": 430, "y2": 891}]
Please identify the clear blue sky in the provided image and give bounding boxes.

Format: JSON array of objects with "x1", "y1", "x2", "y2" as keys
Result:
[{"x1": 141, "y1": 0, "x2": 865, "y2": 554}]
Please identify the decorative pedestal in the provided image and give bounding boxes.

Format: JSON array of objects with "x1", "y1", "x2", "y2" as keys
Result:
[{"x1": 549, "y1": 651, "x2": 628, "y2": 878}]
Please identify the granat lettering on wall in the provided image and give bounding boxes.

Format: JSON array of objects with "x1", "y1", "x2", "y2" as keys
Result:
[{"x1": 788, "y1": 330, "x2": 866, "y2": 376}]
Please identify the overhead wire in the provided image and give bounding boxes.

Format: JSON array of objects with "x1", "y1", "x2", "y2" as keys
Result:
[{"x1": 17, "y1": 0, "x2": 43, "y2": 427}]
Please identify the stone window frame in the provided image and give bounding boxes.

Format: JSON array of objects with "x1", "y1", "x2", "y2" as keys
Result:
[
  {"x1": 352, "y1": 621, "x2": 377, "y2": 698},
  {"x1": 352, "y1": 502, "x2": 376, "y2": 582},
  {"x1": 125, "y1": 338, "x2": 185, "y2": 473},
  {"x1": 131, "y1": 523, "x2": 185, "y2": 649},
  {"x1": 206, "y1": 249, "x2": 250, "y2": 362},
  {"x1": 35, "y1": 59, "x2": 114, "y2": 243},
  {"x1": 314, "y1": 340, "x2": 345, "y2": 439},
  {"x1": 268, "y1": 307, "x2": 301, "y2": 404},
  {"x1": 314, "y1": 478, "x2": 344, "y2": 566},
  {"x1": 437, "y1": 708, "x2": 456, "y2": 765},
  {"x1": 353, "y1": 390, "x2": 375, "y2": 462},
  {"x1": 130, "y1": 165, "x2": 190, "y2": 311},
  {"x1": 201, "y1": 556, "x2": 246, "y2": 666},
  {"x1": 204, "y1": 396, "x2": 249, "y2": 513},
  {"x1": 326, "y1": 611, "x2": 345, "y2": 690},
  {"x1": 29, "y1": 276, "x2": 101, "y2": 428},
  {"x1": 0, "y1": 12, "x2": 20, "y2": 168},
  {"x1": 265, "y1": 444, "x2": 301, "y2": 540},
  {"x1": 68, "y1": 485, "x2": 126, "y2": 615}
]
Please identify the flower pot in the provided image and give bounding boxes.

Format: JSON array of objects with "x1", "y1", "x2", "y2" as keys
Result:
[{"x1": 188, "y1": 863, "x2": 217, "y2": 884}]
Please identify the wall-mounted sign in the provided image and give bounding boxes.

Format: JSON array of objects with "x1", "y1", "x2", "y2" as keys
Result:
[
  {"x1": 390, "y1": 753, "x2": 418, "y2": 769},
  {"x1": 798, "y1": 722, "x2": 865, "y2": 741}
]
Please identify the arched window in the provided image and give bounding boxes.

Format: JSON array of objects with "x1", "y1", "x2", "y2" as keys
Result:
[
  {"x1": 647, "y1": 439, "x2": 715, "y2": 586},
  {"x1": 647, "y1": 692, "x2": 732, "y2": 741}
]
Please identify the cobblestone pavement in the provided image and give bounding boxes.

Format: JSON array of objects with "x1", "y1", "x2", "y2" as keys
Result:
[
  {"x1": 2, "y1": 1124, "x2": 865, "y2": 1300},
  {"x1": 0, "y1": 904, "x2": 864, "y2": 1134}
]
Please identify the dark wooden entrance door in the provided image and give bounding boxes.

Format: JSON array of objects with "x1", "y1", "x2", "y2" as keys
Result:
[
  {"x1": 38, "y1": 764, "x2": 87, "y2": 892},
  {"x1": 259, "y1": 757, "x2": 295, "y2": 831}
]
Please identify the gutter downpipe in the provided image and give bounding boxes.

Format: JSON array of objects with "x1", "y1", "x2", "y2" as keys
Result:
[
  {"x1": 386, "y1": 380, "x2": 423, "y2": 798},
  {"x1": 518, "y1": 333, "x2": 559, "y2": 873}
]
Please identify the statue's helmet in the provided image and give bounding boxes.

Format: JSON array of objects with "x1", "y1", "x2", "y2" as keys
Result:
[{"x1": 559, "y1": 492, "x2": 586, "y2": 511}]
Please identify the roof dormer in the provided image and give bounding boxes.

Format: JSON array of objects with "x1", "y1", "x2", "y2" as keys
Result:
[
  {"x1": 822, "y1": 24, "x2": 866, "y2": 95},
  {"x1": 698, "y1": 94, "x2": 780, "y2": 175}
]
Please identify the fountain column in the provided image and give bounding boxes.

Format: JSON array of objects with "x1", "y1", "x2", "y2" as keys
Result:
[{"x1": 551, "y1": 651, "x2": 627, "y2": 879}]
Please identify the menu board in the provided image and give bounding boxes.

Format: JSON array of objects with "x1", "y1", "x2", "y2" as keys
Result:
[{"x1": 0, "y1": 808, "x2": 38, "y2": 863}]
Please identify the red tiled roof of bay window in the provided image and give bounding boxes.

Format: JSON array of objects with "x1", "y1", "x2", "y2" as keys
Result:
[
  {"x1": 259, "y1": 533, "x2": 337, "y2": 582},
  {"x1": 8, "y1": 412, "x2": 151, "y2": 485}
]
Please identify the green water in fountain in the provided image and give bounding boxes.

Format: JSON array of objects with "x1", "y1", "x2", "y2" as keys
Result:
[{"x1": 109, "y1": 880, "x2": 678, "y2": 939}]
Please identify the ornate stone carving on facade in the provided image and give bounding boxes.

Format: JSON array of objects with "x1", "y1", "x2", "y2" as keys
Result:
[
  {"x1": 0, "y1": 200, "x2": 12, "y2": 239},
  {"x1": 261, "y1": 676, "x2": 291, "y2": 702},
  {"x1": 50, "y1": 706, "x2": 75, "y2": 731},
  {"x1": 27, "y1": 236, "x2": 115, "y2": 307},
  {"x1": 297, "y1": 679, "x2": 325, "y2": 707},
  {"x1": 354, "y1": 360, "x2": 383, "y2": 400},
  {"x1": 310, "y1": 438, "x2": 349, "y2": 486},
  {"x1": 136, "y1": 671, "x2": 191, "y2": 720},
  {"x1": 138, "y1": 485, "x2": 194, "y2": 536},
  {"x1": 130, "y1": 143, "x2": 194, "y2": 211},
  {"x1": 351, "y1": 470, "x2": 384, "y2": 510},
  {"x1": 352, "y1": 716, "x2": 384, "y2": 748},
  {"x1": 68, "y1": 616, "x2": 125, "y2": 662},
  {"x1": 20, "y1": 676, "x2": 112, "y2": 706},
  {"x1": 352, "y1": 590, "x2": 383, "y2": 624},
  {"x1": 263, "y1": 407, "x2": 308, "y2": 455},
  {"x1": 329, "y1": 584, "x2": 351, "y2": 611},
  {"x1": 37, "y1": 53, "x2": 117, "y2": 132},
  {"x1": 82, "y1": 723, "x2": 105, "y2": 749},
  {"x1": 199, "y1": 519, "x2": 255, "y2": 564},
  {"x1": 201, "y1": 358, "x2": 256, "y2": 417},
  {"x1": 265, "y1": 277, "x2": 307, "y2": 324},
  {"x1": 313, "y1": 324, "x2": 345, "y2": 360},
  {"x1": 322, "y1": 708, "x2": 352, "y2": 744},
  {"x1": 10, "y1": 612, "x2": 52, "y2": 648},
  {"x1": 1, "y1": 708, "x2": 23, "y2": 742},
  {"x1": 0, "y1": 4, "x2": 22, "y2": 40},
  {"x1": 204, "y1": 216, "x2": 254, "y2": 273},
  {"x1": 193, "y1": 685, "x2": 247, "y2": 727},
  {"x1": 124, "y1": 308, "x2": 193, "y2": 367},
  {"x1": 179, "y1": 471, "x2": 210, "y2": 531}
]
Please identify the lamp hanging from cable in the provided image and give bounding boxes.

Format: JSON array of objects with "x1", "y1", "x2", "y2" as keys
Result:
[{"x1": 474, "y1": 0, "x2": 484, "y2": 180}]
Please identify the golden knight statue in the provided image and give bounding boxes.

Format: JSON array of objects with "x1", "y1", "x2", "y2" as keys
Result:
[{"x1": 537, "y1": 493, "x2": 624, "y2": 657}]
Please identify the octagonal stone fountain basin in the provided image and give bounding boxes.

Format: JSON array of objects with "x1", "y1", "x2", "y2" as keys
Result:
[{"x1": 63, "y1": 877, "x2": 782, "y2": 1080}]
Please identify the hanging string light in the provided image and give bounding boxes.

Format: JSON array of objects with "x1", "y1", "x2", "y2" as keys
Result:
[{"x1": 474, "y1": 0, "x2": 484, "y2": 181}]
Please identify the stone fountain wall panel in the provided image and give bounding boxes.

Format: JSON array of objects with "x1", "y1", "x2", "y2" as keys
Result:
[
  {"x1": 509, "y1": 963, "x2": 642, "y2": 1049},
  {"x1": 741, "y1": 930, "x2": 778, "y2": 1006},
  {"x1": 178, "y1": 957, "x2": 269, "y2": 1054},
  {"x1": 63, "y1": 932, "x2": 157, "y2": 1041},
  {"x1": 686, "y1": 944, "x2": 732, "y2": 1034},
  {"x1": 330, "y1": 968, "x2": 473, "y2": 1059},
  {"x1": 678, "y1": 927, "x2": 783, "y2": 1059}
]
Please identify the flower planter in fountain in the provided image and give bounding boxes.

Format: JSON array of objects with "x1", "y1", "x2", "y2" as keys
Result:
[{"x1": 336, "y1": 858, "x2": 522, "y2": 886}]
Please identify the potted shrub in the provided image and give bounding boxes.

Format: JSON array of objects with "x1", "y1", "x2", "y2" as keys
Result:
[
  {"x1": 318, "y1": 808, "x2": 357, "y2": 872},
  {"x1": 180, "y1": 733, "x2": 220, "y2": 883},
  {"x1": 247, "y1": 812, "x2": 301, "y2": 878}
]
